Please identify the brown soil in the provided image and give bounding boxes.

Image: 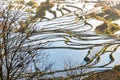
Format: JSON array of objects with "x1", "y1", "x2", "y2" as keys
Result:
[{"x1": 83, "y1": 66, "x2": 120, "y2": 80}]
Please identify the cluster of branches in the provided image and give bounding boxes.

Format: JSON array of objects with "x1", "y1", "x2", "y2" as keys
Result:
[
  {"x1": 0, "y1": 0, "x2": 57, "y2": 80},
  {"x1": 0, "y1": 0, "x2": 91, "y2": 79}
]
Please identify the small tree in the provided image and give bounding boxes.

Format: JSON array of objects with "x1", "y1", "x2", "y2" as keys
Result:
[
  {"x1": 0, "y1": 1, "x2": 54, "y2": 80},
  {"x1": 63, "y1": 59, "x2": 89, "y2": 80}
]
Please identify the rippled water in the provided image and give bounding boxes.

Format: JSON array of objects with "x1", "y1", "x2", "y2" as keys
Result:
[
  {"x1": 34, "y1": 13, "x2": 120, "y2": 70},
  {"x1": 20, "y1": 2, "x2": 120, "y2": 71}
]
